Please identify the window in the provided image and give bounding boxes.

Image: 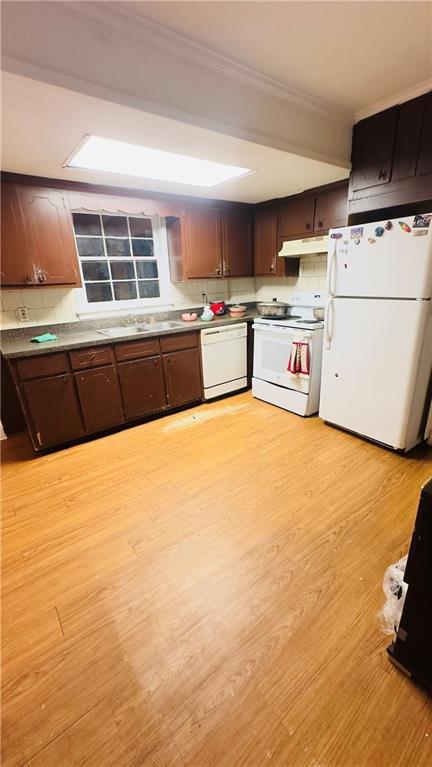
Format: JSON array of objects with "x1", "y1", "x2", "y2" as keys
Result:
[{"x1": 72, "y1": 212, "x2": 171, "y2": 314}]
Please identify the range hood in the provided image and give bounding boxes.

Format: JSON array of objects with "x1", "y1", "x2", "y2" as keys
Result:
[{"x1": 278, "y1": 234, "x2": 329, "y2": 258}]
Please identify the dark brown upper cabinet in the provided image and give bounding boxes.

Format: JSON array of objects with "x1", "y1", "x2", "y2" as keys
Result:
[
  {"x1": 417, "y1": 91, "x2": 432, "y2": 177},
  {"x1": 278, "y1": 195, "x2": 315, "y2": 239},
  {"x1": 118, "y1": 356, "x2": 166, "y2": 420},
  {"x1": 350, "y1": 106, "x2": 398, "y2": 192},
  {"x1": 1, "y1": 184, "x2": 29, "y2": 286},
  {"x1": 167, "y1": 204, "x2": 253, "y2": 281},
  {"x1": 254, "y1": 204, "x2": 282, "y2": 276},
  {"x1": 349, "y1": 92, "x2": 432, "y2": 215},
  {"x1": 182, "y1": 206, "x2": 223, "y2": 278},
  {"x1": 392, "y1": 95, "x2": 426, "y2": 182},
  {"x1": 75, "y1": 365, "x2": 124, "y2": 433},
  {"x1": 22, "y1": 374, "x2": 83, "y2": 449},
  {"x1": 222, "y1": 207, "x2": 253, "y2": 277},
  {"x1": 1, "y1": 182, "x2": 81, "y2": 287},
  {"x1": 163, "y1": 347, "x2": 202, "y2": 408},
  {"x1": 314, "y1": 185, "x2": 348, "y2": 232}
]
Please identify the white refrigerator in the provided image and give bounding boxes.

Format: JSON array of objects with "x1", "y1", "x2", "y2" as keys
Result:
[{"x1": 319, "y1": 214, "x2": 432, "y2": 451}]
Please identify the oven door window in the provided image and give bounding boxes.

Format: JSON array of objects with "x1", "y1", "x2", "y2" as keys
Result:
[{"x1": 254, "y1": 329, "x2": 311, "y2": 393}]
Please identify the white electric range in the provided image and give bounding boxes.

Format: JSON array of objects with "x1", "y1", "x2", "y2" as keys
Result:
[{"x1": 252, "y1": 292, "x2": 324, "y2": 416}]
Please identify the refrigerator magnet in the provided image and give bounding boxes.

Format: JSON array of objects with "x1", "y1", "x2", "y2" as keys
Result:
[
  {"x1": 413, "y1": 229, "x2": 428, "y2": 237},
  {"x1": 375, "y1": 226, "x2": 385, "y2": 237},
  {"x1": 350, "y1": 226, "x2": 364, "y2": 239},
  {"x1": 330, "y1": 232, "x2": 343, "y2": 239},
  {"x1": 413, "y1": 214, "x2": 431, "y2": 229},
  {"x1": 368, "y1": 237, "x2": 376, "y2": 244},
  {"x1": 385, "y1": 221, "x2": 393, "y2": 230},
  {"x1": 399, "y1": 221, "x2": 411, "y2": 233}
]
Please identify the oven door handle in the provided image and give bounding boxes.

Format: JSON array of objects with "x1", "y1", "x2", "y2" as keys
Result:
[
  {"x1": 252, "y1": 324, "x2": 296, "y2": 336},
  {"x1": 324, "y1": 299, "x2": 334, "y2": 349}
]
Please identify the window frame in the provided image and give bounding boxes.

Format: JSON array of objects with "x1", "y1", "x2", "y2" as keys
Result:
[{"x1": 72, "y1": 212, "x2": 172, "y2": 317}]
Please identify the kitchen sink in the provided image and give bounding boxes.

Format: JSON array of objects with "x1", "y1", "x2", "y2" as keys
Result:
[{"x1": 98, "y1": 321, "x2": 184, "y2": 337}]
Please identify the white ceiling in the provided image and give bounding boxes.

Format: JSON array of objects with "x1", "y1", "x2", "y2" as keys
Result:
[
  {"x1": 128, "y1": 1, "x2": 432, "y2": 116},
  {"x1": 1, "y1": 72, "x2": 349, "y2": 203}
]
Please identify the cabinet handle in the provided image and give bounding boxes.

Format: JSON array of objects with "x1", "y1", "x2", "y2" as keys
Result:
[
  {"x1": 378, "y1": 169, "x2": 387, "y2": 180},
  {"x1": 305, "y1": 222, "x2": 311, "y2": 230},
  {"x1": 153, "y1": 360, "x2": 158, "y2": 366},
  {"x1": 89, "y1": 353, "x2": 96, "y2": 360},
  {"x1": 216, "y1": 266, "x2": 221, "y2": 276},
  {"x1": 269, "y1": 264, "x2": 274, "y2": 272},
  {"x1": 318, "y1": 220, "x2": 323, "y2": 228},
  {"x1": 63, "y1": 376, "x2": 68, "y2": 384},
  {"x1": 36, "y1": 432, "x2": 42, "y2": 446}
]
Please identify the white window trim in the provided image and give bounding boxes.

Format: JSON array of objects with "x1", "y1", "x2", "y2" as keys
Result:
[{"x1": 74, "y1": 213, "x2": 172, "y2": 318}]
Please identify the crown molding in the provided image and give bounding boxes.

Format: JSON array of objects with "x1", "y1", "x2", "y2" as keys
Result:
[
  {"x1": 354, "y1": 78, "x2": 432, "y2": 122},
  {"x1": 70, "y1": 1, "x2": 352, "y2": 125}
]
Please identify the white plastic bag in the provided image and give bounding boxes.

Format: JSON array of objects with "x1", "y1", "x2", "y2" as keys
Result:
[{"x1": 378, "y1": 555, "x2": 408, "y2": 635}]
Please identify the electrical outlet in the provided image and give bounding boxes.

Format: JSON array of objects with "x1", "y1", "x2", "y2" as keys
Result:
[{"x1": 16, "y1": 307, "x2": 30, "y2": 322}]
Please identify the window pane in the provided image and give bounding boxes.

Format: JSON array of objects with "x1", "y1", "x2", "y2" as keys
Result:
[
  {"x1": 85, "y1": 283, "x2": 113, "y2": 303},
  {"x1": 113, "y1": 281, "x2": 137, "y2": 300},
  {"x1": 106, "y1": 238, "x2": 131, "y2": 257},
  {"x1": 102, "y1": 216, "x2": 128, "y2": 237},
  {"x1": 72, "y1": 213, "x2": 102, "y2": 236},
  {"x1": 129, "y1": 217, "x2": 153, "y2": 237},
  {"x1": 136, "y1": 260, "x2": 158, "y2": 279},
  {"x1": 132, "y1": 239, "x2": 154, "y2": 257},
  {"x1": 110, "y1": 261, "x2": 135, "y2": 280},
  {"x1": 76, "y1": 237, "x2": 104, "y2": 258},
  {"x1": 82, "y1": 261, "x2": 110, "y2": 281},
  {"x1": 138, "y1": 280, "x2": 160, "y2": 299}
]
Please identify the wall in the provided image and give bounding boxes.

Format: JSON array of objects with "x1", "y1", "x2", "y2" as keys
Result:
[{"x1": 0, "y1": 256, "x2": 326, "y2": 330}]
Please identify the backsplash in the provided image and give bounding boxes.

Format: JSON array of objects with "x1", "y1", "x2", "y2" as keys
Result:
[
  {"x1": 0, "y1": 256, "x2": 326, "y2": 329},
  {"x1": 256, "y1": 254, "x2": 327, "y2": 301}
]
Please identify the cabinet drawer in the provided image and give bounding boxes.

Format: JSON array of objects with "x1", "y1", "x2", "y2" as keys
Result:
[
  {"x1": 16, "y1": 352, "x2": 69, "y2": 381},
  {"x1": 70, "y1": 346, "x2": 114, "y2": 370},
  {"x1": 115, "y1": 338, "x2": 160, "y2": 362},
  {"x1": 160, "y1": 332, "x2": 198, "y2": 353}
]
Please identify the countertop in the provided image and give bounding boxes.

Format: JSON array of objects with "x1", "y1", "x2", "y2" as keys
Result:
[{"x1": 1, "y1": 312, "x2": 257, "y2": 359}]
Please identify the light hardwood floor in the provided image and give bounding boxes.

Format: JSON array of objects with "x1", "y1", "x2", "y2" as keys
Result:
[{"x1": 2, "y1": 391, "x2": 432, "y2": 767}]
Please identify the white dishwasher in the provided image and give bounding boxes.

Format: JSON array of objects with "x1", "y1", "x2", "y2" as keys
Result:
[{"x1": 201, "y1": 323, "x2": 248, "y2": 400}]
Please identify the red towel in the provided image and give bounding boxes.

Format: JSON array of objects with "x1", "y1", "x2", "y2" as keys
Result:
[{"x1": 287, "y1": 341, "x2": 310, "y2": 375}]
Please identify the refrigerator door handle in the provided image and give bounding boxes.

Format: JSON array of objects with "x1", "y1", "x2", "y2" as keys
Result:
[
  {"x1": 324, "y1": 298, "x2": 334, "y2": 349},
  {"x1": 327, "y1": 241, "x2": 337, "y2": 297}
]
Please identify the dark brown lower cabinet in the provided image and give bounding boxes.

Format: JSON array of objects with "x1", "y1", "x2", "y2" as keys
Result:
[
  {"x1": 22, "y1": 373, "x2": 83, "y2": 448},
  {"x1": 118, "y1": 356, "x2": 166, "y2": 420},
  {"x1": 163, "y1": 348, "x2": 202, "y2": 408},
  {"x1": 75, "y1": 365, "x2": 123, "y2": 433}
]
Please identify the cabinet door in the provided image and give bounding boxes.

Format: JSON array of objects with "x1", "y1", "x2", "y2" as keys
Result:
[
  {"x1": 254, "y1": 205, "x2": 281, "y2": 276},
  {"x1": 163, "y1": 348, "x2": 202, "y2": 408},
  {"x1": 278, "y1": 195, "x2": 315, "y2": 239},
  {"x1": 75, "y1": 365, "x2": 123, "y2": 433},
  {"x1": 22, "y1": 373, "x2": 83, "y2": 448},
  {"x1": 184, "y1": 207, "x2": 222, "y2": 278},
  {"x1": 118, "y1": 356, "x2": 166, "y2": 420},
  {"x1": 350, "y1": 106, "x2": 398, "y2": 191},
  {"x1": 417, "y1": 91, "x2": 432, "y2": 177},
  {"x1": 392, "y1": 95, "x2": 426, "y2": 181},
  {"x1": 1, "y1": 184, "x2": 31, "y2": 286},
  {"x1": 17, "y1": 186, "x2": 80, "y2": 286},
  {"x1": 222, "y1": 207, "x2": 253, "y2": 277},
  {"x1": 314, "y1": 186, "x2": 348, "y2": 232}
]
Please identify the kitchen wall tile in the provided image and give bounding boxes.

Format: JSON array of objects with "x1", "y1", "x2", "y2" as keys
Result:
[
  {"x1": 28, "y1": 308, "x2": 57, "y2": 325},
  {"x1": 41, "y1": 289, "x2": 60, "y2": 308},
  {"x1": 20, "y1": 289, "x2": 43, "y2": 309},
  {"x1": 1, "y1": 291, "x2": 22, "y2": 311},
  {"x1": 0, "y1": 310, "x2": 20, "y2": 329}
]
